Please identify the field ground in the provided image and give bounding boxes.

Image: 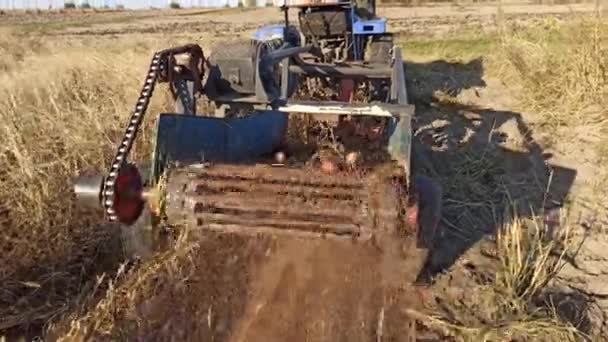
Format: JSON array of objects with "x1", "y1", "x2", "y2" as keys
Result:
[{"x1": 1, "y1": 2, "x2": 607, "y2": 341}]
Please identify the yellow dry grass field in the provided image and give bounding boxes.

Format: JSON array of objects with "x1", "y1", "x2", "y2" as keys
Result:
[{"x1": 0, "y1": 4, "x2": 607, "y2": 341}]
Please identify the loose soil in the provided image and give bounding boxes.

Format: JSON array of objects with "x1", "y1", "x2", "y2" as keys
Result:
[{"x1": 113, "y1": 233, "x2": 426, "y2": 342}]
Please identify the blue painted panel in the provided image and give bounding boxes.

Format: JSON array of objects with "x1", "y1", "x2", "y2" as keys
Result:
[{"x1": 152, "y1": 110, "x2": 288, "y2": 178}]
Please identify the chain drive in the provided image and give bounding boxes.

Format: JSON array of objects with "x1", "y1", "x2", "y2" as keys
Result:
[
  {"x1": 101, "y1": 51, "x2": 163, "y2": 221},
  {"x1": 99, "y1": 44, "x2": 204, "y2": 222}
]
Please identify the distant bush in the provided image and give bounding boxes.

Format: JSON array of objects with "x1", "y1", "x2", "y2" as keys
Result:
[
  {"x1": 169, "y1": 2, "x2": 180, "y2": 8},
  {"x1": 64, "y1": 2, "x2": 76, "y2": 8}
]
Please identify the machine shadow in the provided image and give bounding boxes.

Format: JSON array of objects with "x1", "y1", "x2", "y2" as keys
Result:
[
  {"x1": 402, "y1": 58, "x2": 577, "y2": 283},
  {"x1": 406, "y1": 57, "x2": 487, "y2": 104}
]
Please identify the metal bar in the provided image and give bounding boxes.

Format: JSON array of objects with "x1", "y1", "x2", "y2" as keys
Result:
[
  {"x1": 173, "y1": 222, "x2": 361, "y2": 240},
  {"x1": 267, "y1": 45, "x2": 313, "y2": 63},
  {"x1": 188, "y1": 180, "x2": 363, "y2": 198},
  {"x1": 208, "y1": 97, "x2": 415, "y2": 118},
  {"x1": 278, "y1": 100, "x2": 413, "y2": 118},
  {"x1": 193, "y1": 212, "x2": 360, "y2": 232},
  {"x1": 390, "y1": 47, "x2": 408, "y2": 105},
  {"x1": 288, "y1": 63, "x2": 392, "y2": 78},
  {"x1": 182, "y1": 193, "x2": 361, "y2": 217},
  {"x1": 183, "y1": 163, "x2": 365, "y2": 187},
  {"x1": 185, "y1": 183, "x2": 363, "y2": 206},
  {"x1": 387, "y1": 110, "x2": 412, "y2": 174},
  {"x1": 281, "y1": 54, "x2": 290, "y2": 100}
]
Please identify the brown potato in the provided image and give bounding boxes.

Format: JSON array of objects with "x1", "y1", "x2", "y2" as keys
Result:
[{"x1": 320, "y1": 159, "x2": 338, "y2": 174}]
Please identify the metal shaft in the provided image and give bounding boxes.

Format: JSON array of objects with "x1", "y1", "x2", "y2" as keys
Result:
[
  {"x1": 73, "y1": 174, "x2": 104, "y2": 210},
  {"x1": 288, "y1": 63, "x2": 392, "y2": 78}
]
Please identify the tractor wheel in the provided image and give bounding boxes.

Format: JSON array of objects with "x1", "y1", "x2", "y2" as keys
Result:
[{"x1": 257, "y1": 38, "x2": 300, "y2": 99}]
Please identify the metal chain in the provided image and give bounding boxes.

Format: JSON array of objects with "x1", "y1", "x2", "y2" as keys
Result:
[
  {"x1": 101, "y1": 44, "x2": 205, "y2": 222},
  {"x1": 101, "y1": 51, "x2": 164, "y2": 221}
]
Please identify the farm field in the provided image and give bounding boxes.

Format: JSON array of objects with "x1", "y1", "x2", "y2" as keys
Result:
[{"x1": 1, "y1": 2, "x2": 607, "y2": 341}]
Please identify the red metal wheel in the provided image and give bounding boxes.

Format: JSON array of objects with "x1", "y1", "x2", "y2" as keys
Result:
[{"x1": 112, "y1": 164, "x2": 145, "y2": 226}]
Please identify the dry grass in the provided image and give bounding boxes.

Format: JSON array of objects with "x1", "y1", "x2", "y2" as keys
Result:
[
  {"x1": 0, "y1": 29, "x2": 172, "y2": 334},
  {"x1": 50, "y1": 228, "x2": 200, "y2": 341},
  {"x1": 409, "y1": 209, "x2": 584, "y2": 341},
  {"x1": 498, "y1": 13, "x2": 608, "y2": 139}
]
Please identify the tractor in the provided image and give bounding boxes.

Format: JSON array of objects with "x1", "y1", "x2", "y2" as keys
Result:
[{"x1": 72, "y1": 0, "x2": 443, "y2": 284}]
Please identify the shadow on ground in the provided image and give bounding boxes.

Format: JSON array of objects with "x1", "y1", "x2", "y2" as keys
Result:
[
  {"x1": 404, "y1": 57, "x2": 576, "y2": 279},
  {"x1": 403, "y1": 57, "x2": 603, "y2": 336},
  {"x1": 404, "y1": 57, "x2": 576, "y2": 276}
]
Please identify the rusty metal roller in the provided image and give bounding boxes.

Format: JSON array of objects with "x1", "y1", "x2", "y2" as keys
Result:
[{"x1": 161, "y1": 163, "x2": 409, "y2": 242}]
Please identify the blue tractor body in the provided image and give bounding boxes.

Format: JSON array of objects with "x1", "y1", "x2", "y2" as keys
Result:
[{"x1": 251, "y1": 0, "x2": 391, "y2": 62}]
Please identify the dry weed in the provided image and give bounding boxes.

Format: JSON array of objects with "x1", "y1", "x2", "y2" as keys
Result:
[
  {"x1": 0, "y1": 32, "x2": 169, "y2": 333},
  {"x1": 499, "y1": 14, "x2": 607, "y2": 130},
  {"x1": 495, "y1": 205, "x2": 572, "y2": 309},
  {"x1": 439, "y1": 148, "x2": 506, "y2": 237},
  {"x1": 410, "y1": 208, "x2": 584, "y2": 341},
  {"x1": 51, "y1": 228, "x2": 200, "y2": 341}
]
